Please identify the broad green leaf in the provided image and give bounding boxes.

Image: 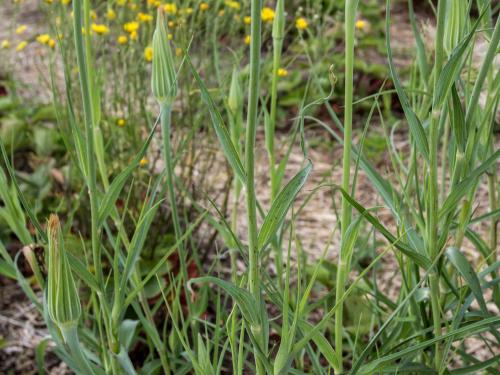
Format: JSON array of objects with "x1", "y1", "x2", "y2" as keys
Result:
[
  {"x1": 97, "y1": 118, "x2": 160, "y2": 227},
  {"x1": 339, "y1": 188, "x2": 431, "y2": 268},
  {"x1": 189, "y1": 276, "x2": 260, "y2": 326},
  {"x1": 185, "y1": 55, "x2": 246, "y2": 182},
  {"x1": 257, "y1": 161, "x2": 312, "y2": 250},
  {"x1": 385, "y1": 0, "x2": 429, "y2": 162},
  {"x1": 433, "y1": 17, "x2": 482, "y2": 108},
  {"x1": 440, "y1": 149, "x2": 500, "y2": 219},
  {"x1": 445, "y1": 247, "x2": 488, "y2": 314},
  {"x1": 450, "y1": 84, "x2": 466, "y2": 151}
]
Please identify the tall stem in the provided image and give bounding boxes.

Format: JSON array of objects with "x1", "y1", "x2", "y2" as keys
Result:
[
  {"x1": 245, "y1": 0, "x2": 264, "y2": 373},
  {"x1": 428, "y1": 0, "x2": 447, "y2": 370},
  {"x1": 335, "y1": 1, "x2": 357, "y2": 372},
  {"x1": 161, "y1": 104, "x2": 191, "y2": 314}
]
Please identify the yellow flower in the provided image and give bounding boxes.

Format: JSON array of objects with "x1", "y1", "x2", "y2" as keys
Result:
[
  {"x1": 117, "y1": 0, "x2": 126, "y2": 6},
  {"x1": 130, "y1": 31, "x2": 138, "y2": 41},
  {"x1": 129, "y1": 3, "x2": 137, "y2": 11},
  {"x1": 138, "y1": 13, "x2": 153, "y2": 22},
  {"x1": 225, "y1": 1, "x2": 240, "y2": 10},
  {"x1": 91, "y1": 23, "x2": 110, "y2": 35},
  {"x1": 61, "y1": 0, "x2": 70, "y2": 5},
  {"x1": 175, "y1": 47, "x2": 182, "y2": 56},
  {"x1": 45, "y1": 0, "x2": 53, "y2": 4},
  {"x1": 144, "y1": 46, "x2": 153, "y2": 62},
  {"x1": 244, "y1": 35, "x2": 250, "y2": 45},
  {"x1": 123, "y1": 21, "x2": 139, "y2": 33},
  {"x1": 295, "y1": 17, "x2": 308, "y2": 30},
  {"x1": 139, "y1": 157, "x2": 148, "y2": 167},
  {"x1": 163, "y1": 3, "x2": 177, "y2": 14},
  {"x1": 118, "y1": 35, "x2": 128, "y2": 44},
  {"x1": 199, "y1": 3, "x2": 208, "y2": 11},
  {"x1": 36, "y1": 34, "x2": 51, "y2": 44},
  {"x1": 182, "y1": 7, "x2": 193, "y2": 15},
  {"x1": 48, "y1": 39, "x2": 56, "y2": 48},
  {"x1": 16, "y1": 41, "x2": 27, "y2": 51},
  {"x1": 90, "y1": 10, "x2": 97, "y2": 20},
  {"x1": 277, "y1": 68, "x2": 288, "y2": 77},
  {"x1": 168, "y1": 33, "x2": 173, "y2": 40},
  {"x1": 168, "y1": 21, "x2": 175, "y2": 28},
  {"x1": 117, "y1": 118, "x2": 126, "y2": 127},
  {"x1": 261, "y1": 7, "x2": 275, "y2": 23},
  {"x1": 16, "y1": 25, "x2": 27, "y2": 34},
  {"x1": 106, "y1": 8, "x2": 116, "y2": 21},
  {"x1": 244, "y1": 16, "x2": 251, "y2": 25},
  {"x1": 1, "y1": 40, "x2": 10, "y2": 49},
  {"x1": 355, "y1": 19, "x2": 367, "y2": 30}
]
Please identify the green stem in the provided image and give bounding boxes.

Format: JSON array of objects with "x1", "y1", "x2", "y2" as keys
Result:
[
  {"x1": 161, "y1": 103, "x2": 191, "y2": 315},
  {"x1": 246, "y1": 0, "x2": 264, "y2": 373},
  {"x1": 334, "y1": 1, "x2": 357, "y2": 372},
  {"x1": 427, "y1": 0, "x2": 447, "y2": 370}
]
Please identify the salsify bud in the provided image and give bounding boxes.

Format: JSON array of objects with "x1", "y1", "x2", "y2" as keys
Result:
[
  {"x1": 272, "y1": 0, "x2": 285, "y2": 41},
  {"x1": 227, "y1": 68, "x2": 242, "y2": 116},
  {"x1": 151, "y1": 8, "x2": 177, "y2": 105},
  {"x1": 47, "y1": 214, "x2": 81, "y2": 328}
]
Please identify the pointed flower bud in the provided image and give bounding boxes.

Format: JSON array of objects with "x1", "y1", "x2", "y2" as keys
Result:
[
  {"x1": 151, "y1": 8, "x2": 177, "y2": 105},
  {"x1": 47, "y1": 214, "x2": 81, "y2": 328},
  {"x1": 228, "y1": 68, "x2": 242, "y2": 116},
  {"x1": 272, "y1": 0, "x2": 285, "y2": 41}
]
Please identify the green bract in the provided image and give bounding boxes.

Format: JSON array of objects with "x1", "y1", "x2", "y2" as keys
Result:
[
  {"x1": 47, "y1": 214, "x2": 81, "y2": 328},
  {"x1": 151, "y1": 8, "x2": 177, "y2": 105}
]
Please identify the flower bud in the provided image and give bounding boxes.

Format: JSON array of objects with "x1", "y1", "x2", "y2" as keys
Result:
[
  {"x1": 47, "y1": 214, "x2": 81, "y2": 327},
  {"x1": 151, "y1": 8, "x2": 177, "y2": 105},
  {"x1": 227, "y1": 68, "x2": 242, "y2": 116},
  {"x1": 272, "y1": 0, "x2": 285, "y2": 41}
]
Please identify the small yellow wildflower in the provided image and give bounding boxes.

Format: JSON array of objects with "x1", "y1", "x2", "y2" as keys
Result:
[
  {"x1": 118, "y1": 35, "x2": 128, "y2": 44},
  {"x1": 277, "y1": 68, "x2": 288, "y2": 77},
  {"x1": 123, "y1": 21, "x2": 139, "y2": 33},
  {"x1": 117, "y1": 118, "x2": 126, "y2": 127},
  {"x1": 244, "y1": 35, "x2": 250, "y2": 45},
  {"x1": 16, "y1": 25, "x2": 27, "y2": 34},
  {"x1": 16, "y1": 41, "x2": 27, "y2": 51},
  {"x1": 138, "y1": 13, "x2": 154, "y2": 22},
  {"x1": 295, "y1": 17, "x2": 308, "y2": 31},
  {"x1": 106, "y1": 8, "x2": 116, "y2": 21},
  {"x1": 175, "y1": 47, "x2": 182, "y2": 56},
  {"x1": 130, "y1": 31, "x2": 138, "y2": 41},
  {"x1": 244, "y1": 16, "x2": 251, "y2": 25},
  {"x1": 163, "y1": 3, "x2": 177, "y2": 14},
  {"x1": 90, "y1": 10, "x2": 97, "y2": 20},
  {"x1": 355, "y1": 19, "x2": 367, "y2": 30},
  {"x1": 48, "y1": 39, "x2": 56, "y2": 48},
  {"x1": 168, "y1": 21, "x2": 175, "y2": 28},
  {"x1": 1, "y1": 40, "x2": 10, "y2": 49},
  {"x1": 183, "y1": 7, "x2": 194, "y2": 15},
  {"x1": 61, "y1": 0, "x2": 70, "y2": 4},
  {"x1": 225, "y1": 1, "x2": 240, "y2": 10},
  {"x1": 36, "y1": 34, "x2": 51, "y2": 44},
  {"x1": 139, "y1": 157, "x2": 148, "y2": 167},
  {"x1": 261, "y1": 7, "x2": 275, "y2": 23},
  {"x1": 144, "y1": 46, "x2": 153, "y2": 62},
  {"x1": 200, "y1": 3, "x2": 208, "y2": 11},
  {"x1": 168, "y1": 33, "x2": 173, "y2": 40},
  {"x1": 117, "y1": 0, "x2": 126, "y2": 6},
  {"x1": 91, "y1": 23, "x2": 110, "y2": 35},
  {"x1": 129, "y1": 3, "x2": 137, "y2": 11}
]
